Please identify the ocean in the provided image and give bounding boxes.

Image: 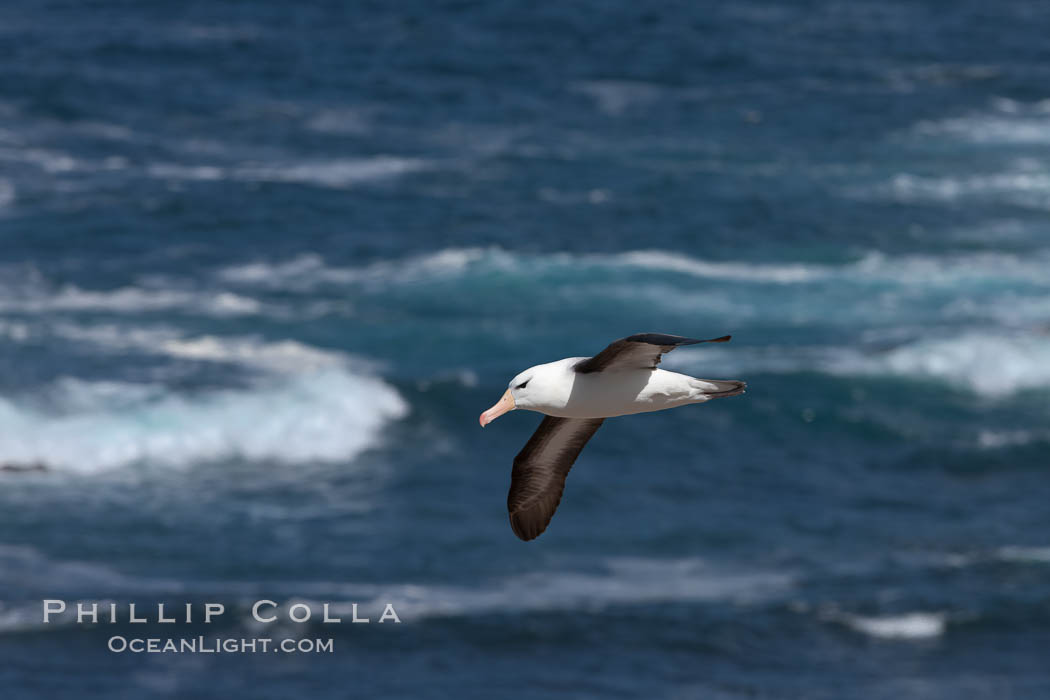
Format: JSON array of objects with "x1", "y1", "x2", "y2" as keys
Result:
[{"x1": 2, "y1": 1, "x2": 1050, "y2": 697}]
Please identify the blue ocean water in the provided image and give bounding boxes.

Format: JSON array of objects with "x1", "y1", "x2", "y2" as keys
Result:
[{"x1": 2, "y1": 0, "x2": 1050, "y2": 697}]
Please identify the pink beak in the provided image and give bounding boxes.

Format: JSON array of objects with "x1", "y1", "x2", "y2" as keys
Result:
[{"x1": 479, "y1": 388, "x2": 515, "y2": 427}]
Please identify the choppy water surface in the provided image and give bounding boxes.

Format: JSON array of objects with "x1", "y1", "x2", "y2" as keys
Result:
[{"x1": 2, "y1": 1, "x2": 1050, "y2": 698}]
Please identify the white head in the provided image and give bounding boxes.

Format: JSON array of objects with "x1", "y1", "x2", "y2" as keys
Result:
[{"x1": 478, "y1": 360, "x2": 569, "y2": 426}]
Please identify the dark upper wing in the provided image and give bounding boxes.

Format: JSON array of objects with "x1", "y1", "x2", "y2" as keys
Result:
[
  {"x1": 507, "y1": 416, "x2": 604, "y2": 541},
  {"x1": 574, "y1": 333, "x2": 731, "y2": 374}
]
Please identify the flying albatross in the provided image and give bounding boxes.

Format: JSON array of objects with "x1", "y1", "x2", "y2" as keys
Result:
[{"x1": 480, "y1": 333, "x2": 746, "y2": 541}]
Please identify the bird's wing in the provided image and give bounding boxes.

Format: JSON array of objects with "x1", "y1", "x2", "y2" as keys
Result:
[
  {"x1": 507, "y1": 416, "x2": 604, "y2": 541},
  {"x1": 574, "y1": 333, "x2": 731, "y2": 374}
]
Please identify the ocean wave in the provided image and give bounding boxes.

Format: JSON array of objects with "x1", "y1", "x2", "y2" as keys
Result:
[
  {"x1": 917, "y1": 545, "x2": 1050, "y2": 570},
  {"x1": 0, "y1": 284, "x2": 263, "y2": 317},
  {"x1": 0, "y1": 145, "x2": 79, "y2": 173},
  {"x1": 670, "y1": 331, "x2": 1050, "y2": 398},
  {"x1": 888, "y1": 171, "x2": 1050, "y2": 205},
  {"x1": 996, "y1": 546, "x2": 1050, "y2": 564},
  {"x1": 219, "y1": 248, "x2": 492, "y2": 289},
  {"x1": 219, "y1": 247, "x2": 822, "y2": 288},
  {"x1": 834, "y1": 332, "x2": 1050, "y2": 397},
  {"x1": 611, "y1": 250, "x2": 823, "y2": 283},
  {"x1": 0, "y1": 367, "x2": 406, "y2": 473},
  {"x1": 0, "y1": 331, "x2": 405, "y2": 472},
  {"x1": 48, "y1": 324, "x2": 350, "y2": 374},
  {"x1": 217, "y1": 246, "x2": 1050, "y2": 291},
  {"x1": 977, "y1": 429, "x2": 1050, "y2": 449},
  {"x1": 915, "y1": 115, "x2": 1050, "y2": 145},
  {"x1": 834, "y1": 612, "x2": 947, "y2": 640},
  {"x1": 854, "y1": 168, "x2": 1050, "y2": 210},
  {"x1": 148, "y1": 156, "x2": 428, "y2": 189},
  {"x1": 0, "y1": 556, "x2": 793, "y2": 634},
  {"x1": 341, "y1": 557, "x2": 794, "y2": 620},
  {"x1": 910, "y1": 99, "x2": 1050, "y2": 145}
]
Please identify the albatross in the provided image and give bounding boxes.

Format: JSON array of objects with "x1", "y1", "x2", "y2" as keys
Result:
[{"x1": 480, "y1": 333, "x2": 746, "y2": 541}]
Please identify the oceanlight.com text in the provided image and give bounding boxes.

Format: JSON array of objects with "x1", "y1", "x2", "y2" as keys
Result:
[{"x1": 107, "y1": 636, "x2": 335, "y2": 654}]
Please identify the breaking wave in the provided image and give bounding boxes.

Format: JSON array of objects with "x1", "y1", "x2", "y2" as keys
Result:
[
  {"x1": 849, "y1": 333, "x2": 1050, "y2": 396},
  {"x1": 669, "y1": 331, "x2": 1050, "y2": 398},
  {"x1": 0, "y1": 369, "x2": 406, "y2": 473},
  {"x1": 218, "y1": 246, "x2": 1050, "y2": 290},
  {"x1": 0, "y1": 331, "x2": 406, "y2": 473}
]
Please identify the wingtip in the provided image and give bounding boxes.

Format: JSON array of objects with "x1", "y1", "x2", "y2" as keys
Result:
[{"x1": 509, "y1": 514, "x2": 543, "y2": 541}]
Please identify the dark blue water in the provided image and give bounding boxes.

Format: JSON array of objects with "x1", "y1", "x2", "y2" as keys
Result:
[{"x1": 2, "y1": 1, "x2": 1050, "y2": 697}]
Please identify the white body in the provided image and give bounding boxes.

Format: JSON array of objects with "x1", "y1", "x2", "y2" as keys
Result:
[{"x1": 517, "y1": 357, "x2": 725, "y2": 419}]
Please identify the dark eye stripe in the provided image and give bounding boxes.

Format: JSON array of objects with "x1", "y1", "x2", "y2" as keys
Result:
[{"x1": 516, "y1": 381, "x2": 529, "y2": 389}]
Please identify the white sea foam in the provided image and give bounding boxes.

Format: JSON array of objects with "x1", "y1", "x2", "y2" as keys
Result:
[
  {"x1": 617, "y1": 247, "x2": 1050, "y2": 288},
  {"x1": 226, "y1": 247, "x2": 819, "y2": 288},
  {"x1": 0, "y1": 367, "x2": 406, "y2": 473},
  {"x1": 670, "y1": 331, "x2": 1050, "y2": 397},
  {"x1": 915, "y1": 115, "x2": 1050, "y2": 144},
  {"x1": 219, "y1": 253, "x2": 328, "y2": 285},
  {"x1": 996, "y1": 546, "x2": 1050, "y2": 564},
  {"x1": 236, "y1": 156, "x2": 427, "y2": 187},
  {"x1": 612, "y1": 249, "x2": 825, "y2": 283},
  {"x1": 841, "y1": 333, "x2": 1050, "y2": 397},
  {"x1": 157, "y1": 336, "x2": 346, "y2": 372},
  {"x1": 219, "y1": 248, "x2": 493, "y2": 289},
  {"x1": 0, "y1": 328, "x2": 405, "y2": 472},
  {"x1": 977, "y1": 429, "x2": 1047, "y2": 449},
  {"x1": 148, "y1": 156, "x2": 428, "y2": 189},
  {"x1": 146, "y1": 163, "x2": 224, "y2": 181},
  {"x1": 44, "y1": 323, "x2": 366, "y2": 379},
  {"x1": 905, "y1": 546, "x2": 1050, "y2": 570},
  {"x1": 0, "y1": 145, "x2": 79, "y2": 173},
  {"x1": 222, "y1": 246, "x2": 834, "y2": 292},
  {"x1": 0, "y1": 284, "x2": 262, "y2": 316},
  {"x1": 537, "y1": 187, "x2": 612, "y2": 205},
  {"x1": 883, "y1": 171, "x2": 1050, "y2": 208},
  {"x1": 839, "y1": 612, "x2": 946, "y2": 640},
  {"x1": 911, "y1": 98, "x2": 1050, "y2": 144},
  {"x1": 218, "y1": 246, "x2": 1050, "y2": 292}
]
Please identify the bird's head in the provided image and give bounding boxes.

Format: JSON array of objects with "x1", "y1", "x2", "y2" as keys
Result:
[
  {"x1": 478, "y1": 368, "x2": 533, "y2": 427},
  {"x1": 480, "y1": 361, "x2": 569, "y2": 427}
]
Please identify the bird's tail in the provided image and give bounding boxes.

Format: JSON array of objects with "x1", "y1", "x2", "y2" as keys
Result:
[{"x1": 695, "y1": 379, "x2": 747, "y2": 399}]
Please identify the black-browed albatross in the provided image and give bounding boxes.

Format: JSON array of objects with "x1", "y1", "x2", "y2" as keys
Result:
[{"x1": 480, "y1": 333, "x2": 746, "y2": 541}]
